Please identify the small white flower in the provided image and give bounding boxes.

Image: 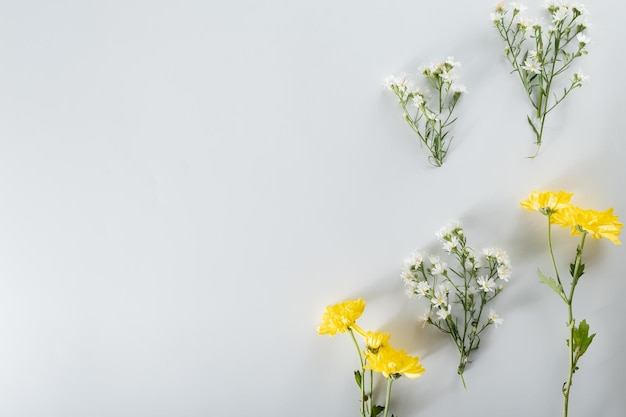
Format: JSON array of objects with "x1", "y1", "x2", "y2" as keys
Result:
[
  {"x1": 400, "y1": 269, "x2": 414, "y2": 284},
  {"x1": 522, "y1": 57, "x2": 542, "y2": 74},
  {"x1": 415, "y1": 281, "x2": 431, "y2": 299},
  {"x1": 497, "y1": 264, "x2": 512, "y2": 282},
  {"x1": 451, "y1": 83, "x2": 467, "y2": 94},
  {"x1": 477, "y1": 275, "x2": 497, "y2": 293},
  {"x1": 489, "y1": 309, "x2": 504, "y2": 328},
  {"x1": 435, "y1": 221, "x2": 461, "y2": 241},
  {"x1": 490, "y1": 11, "x2": 505, "y2": 22},
  {"x1": 431, "y1": 262, "x2": 447, "y2": 276},
  {"x1": 445, "y1": 56, "x2": 460, "y2": 68},
  {"x1": 436, "y1": 305, "x2": 452, "y2": 321},
  {"x1": 404, "y1": 251, "x2": 424, "y2": 269},
  {"x1": 428, "y1": 255, "x2": 440, "y2": 265},
  {"x1": 411, "y1": 93, "x2": 425, "y2": 107},
  {"x1": 576, "y1": 32, "x2": 591, "y2": 45},
  {"x1": 511, "y1": 2, "x2": 527, "y2": 12},
  {"x1": 438, "y1": 69, "x2": 455, "y2": 83},
  {"x1": 572, "y1": 3, "x2": 587, "y2": 15},
  {"x1": 467, "y1": 285, "x2": 478, "y2": 296},
  {"x1": 431, "y1": 285, "x2": 449, "y2": 308},
  {"x1": 442, "y1": 236, "x2": 459, "y2": 253},
  {"x1": 552, "y1": 6, "x2": 569, "y2": 22},
  {"x1": 574, "y1": 71, "x2": 589, "y2": 83},
  {"x1": 544, "y1": 0, "x2": 566, "y2": 9},
  {"x1": 495, "y1": 249, "x2": 511, "y2": 267},
  {"x1": 418, "y1": 308, "x2": 432, "y2": 326},
  {"x1": 516, "y1": 17, "x2": 536, "y2": 34}
]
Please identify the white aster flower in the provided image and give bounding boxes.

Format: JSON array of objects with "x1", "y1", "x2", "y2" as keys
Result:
[
  {"x1": 411, "y1": 93, "x2": 425, "y2": 107},
  {"x1": 405, "y1": 285, "x2": 418, "y2": 298},
  {"x1": 467, "y1": 285, "x2": 478, "y2": 296},
  {"x1": 544, "y1": 0, "x2": 565, "y2": 9},
  {"x1": 489, "y1": 309, "x2": 504, "y2": 328},
  {"x1": 522, "y1": 57, "x2": 542, "y2": 74},
  {"x1": 400, "y1": 269, "x2": 414, "y2": 284},
  {"x1": 435, "y1": 221, "x2": 461, "y2": 240},
  {"x1": 495, "y1": 249, "x2": 511, "y2": 267},
  {"x1": 442, "y1": 236, "x2": 459, "y2": 253},
  {"x1": 576, "y1": 32, "x2": 591, "y2": 45},
  {"x1": 415, "y1": 281, "x2": 431, "y2": 299},
  {"x1": 428, "y1": 254, "x2": 440, "y2": 265},
  {"x1": 511, "y1": 2, "x2": 527, "y2": 12},
  {"x1": 451, "y1": 83, "x2": 467, "y2": 94},
  {"x1": 404, "y1": 251, "x2": 424, "y2": 269},
  {"x1": 572, "y1": 3, "x2": 587, "y2": 15},
  {"x1": 574, "y1": 71, "x2": 589, "y2": 83},
  {"x1": 490, "y1": 11, "x2": 505, "y2": 22},
  {"x1": 552, "y1": 6, "x2": 569, "y2": 22},
  {"x1": 497, "y1": 264, "x2": 512, "y2": 282},
  {"x1": 477, "y1": 275, "x2": 497, "y2": 293},
  {"x1": 516, "y1": 17, "x2": 535, "y2": 34},
  {"x1": 445, "y1": 56, "x2": 460, "y2": 68},
  {"x1": 431, "y1": 262, "x2": 448, "y2": 276},
  {"x1": 418, "y1": 308, "x2": 432, "y2": 326},
  {"x1": 436, "y1": 305, "x2": 452, "y2": 321},
  {"x1": 439, "y1": 69, "x2": 455, "y2": 83},
  {"x1": 431, "y1": 284, "x2": 449, "y2": 308}
]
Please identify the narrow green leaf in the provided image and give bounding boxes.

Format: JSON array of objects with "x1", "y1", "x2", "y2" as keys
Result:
[
  {"x1": 354, "y1": 370, "x2": 362, "y2": 388},
  {"x1": 538, "y1": 268, "x2": 562, "y2": 295},
  {"x1": 527, "y1": 116, "x2": 539, "y2": 136}
]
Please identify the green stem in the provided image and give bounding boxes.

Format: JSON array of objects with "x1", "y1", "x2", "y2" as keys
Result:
[
  {"x1": 562, "y1": 232, "x2": 587, "y2": 417},
  {"x1": 383, "y1": 377, "x2": 393, "y2": 417},
  {"x1": 546, "y1": 214, "x2": 563, "y2": 290},
  {"x1": 349, "y1": 329, "x2": 367, "y2": 417}
]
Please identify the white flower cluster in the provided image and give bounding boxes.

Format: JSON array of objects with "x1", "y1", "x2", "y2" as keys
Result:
[
  {"x1": 385, "y1": 58, "x2": 467, "y2": 167},
  {"x1": 491, "y1": 2, "x2": 590, "y2": 154},
  {"x1": 401, "y1": 222, "x2": 511, "y2": 330}
]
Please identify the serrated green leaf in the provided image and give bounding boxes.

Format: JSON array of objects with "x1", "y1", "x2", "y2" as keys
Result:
[
  {"x1": 538, "y1": 268, "x2": 562, "y2": 295},
  {"x1": 372, "y1": 404, "x2": 385, "y2": 417},
  {"x1": 573, "y1": 319, "x2": 596, "y2": 359},
  {"x1": 354, "y1": 370, "x2": 362, "y2": 388}
]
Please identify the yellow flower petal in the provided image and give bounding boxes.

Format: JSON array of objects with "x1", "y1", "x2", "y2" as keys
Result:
[
  {"x1": 318, "y1": 298, "x2": 366, "y2": 336},
  {"x1": 520, "y1": 190, "x2": 573, "y2": 216},
  {"x1": 364, "y1": 331, "x2": 390, "y2": 353},
  {"x1": 554, "y1": 206, "x2": 623, "y2": 244},
  {"x1": 364, "y1": 344, "x2": 425, "y2": 379}
]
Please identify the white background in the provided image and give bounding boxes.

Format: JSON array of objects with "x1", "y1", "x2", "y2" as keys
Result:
[{"x1": 1, "y1": 1, "x2": 624, "y2": 416}]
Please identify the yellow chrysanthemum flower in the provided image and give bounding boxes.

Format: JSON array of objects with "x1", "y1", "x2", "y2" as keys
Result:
[
  {"x1": 520, "y1": 190, "x2": 574, "y2": 216},
  {"x1": 364, "y1": 331, "x2": 390, "y2": 353},
  {"x1": 318, "y1": 298, "x2": 366, "y2": 336},
  {"x1": 364, "y1": 345, "x2": 425, "y2": 379},
  {"x1": 552, "y1": 206, "x2": 623, "y2": 245}
]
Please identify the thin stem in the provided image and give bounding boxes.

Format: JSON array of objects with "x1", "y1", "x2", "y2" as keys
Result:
[
  {"x1": 349, "y1": 328, "x2": 367, "y2": 417},
  {"x1": 546, "y1": 214, "x2": 563, "y2": 289},
  {"x1": 383, "y1": 378, "x2": 393, "y2": 417},
  {"x1": 562, "y1": 232, "x2": 587, "y2": 417}
]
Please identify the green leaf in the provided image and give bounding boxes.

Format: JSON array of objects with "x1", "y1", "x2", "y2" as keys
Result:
[
  {"x1": 527, "y1": 116, "x2": 540, "y2": 136},
  {"x1": 372, "y1": 405, "x2": 385, "y2": 417},
  {"x1": 354, "y1": 370, "x2": 362, "y2": 388},
  {"x1": 538, "y1": 268, "x2": 562, "y2": 296},
  {"x1": 573, "y1": 319, "x2": 596, "y2": 361}
]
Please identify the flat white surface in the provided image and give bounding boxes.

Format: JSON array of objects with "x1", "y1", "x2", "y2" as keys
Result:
[{"x1": 0, "y1": 1, "x2": 624, "y2": 416}]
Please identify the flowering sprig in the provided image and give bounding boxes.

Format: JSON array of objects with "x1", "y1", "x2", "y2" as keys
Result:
[
  {"x1": 318, "y1": 298, "x2": 425, "y2": 417},
  {"x1": 400, "y1": 222, "x2": 510, "y2": 387},
  {"x1": 491, "y1": 2, "x2": 590, "y2": 156},
  {"x1": 386, "y1": 57, "x2": 466, "y2": 167},
  {"x1": 521, "y1": 190, "x2": 623, "y2": 417}
]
